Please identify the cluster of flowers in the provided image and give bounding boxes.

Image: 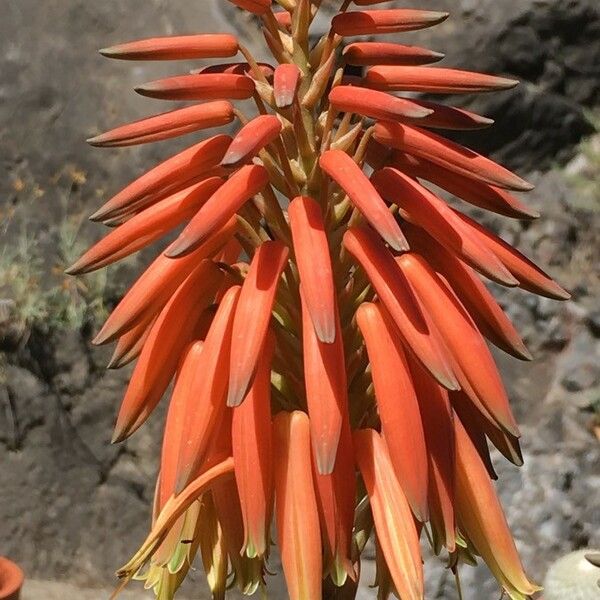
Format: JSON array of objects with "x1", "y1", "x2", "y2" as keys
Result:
[{"x1": 71, "y1": 1, "x2": 569, "y2": 598}]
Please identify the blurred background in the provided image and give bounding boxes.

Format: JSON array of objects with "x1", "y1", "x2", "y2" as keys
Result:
[{"x1": 0, "y1": 0, "x2": 599, "y2": 598}]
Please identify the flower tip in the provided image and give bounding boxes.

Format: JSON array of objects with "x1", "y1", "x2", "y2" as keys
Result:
[
  {"x1": 63, "y1": 263, "x2": 79, "y2": 276},
  {"x1": 92, "y1": 326, "x2": 113, "y2": 346},
  {"x1": 99, "y1": 46, "x2": 119, "y2": 58},
  {"x1": 89, "y1": 206, "x2": 111, "y2": 222},
  {"x1": 111, "y1": 426, "x2": 127, "y2": 444},
  {"x1": 164, "y1": 237, "x2": 194, "y2": 258},
  {"x1": 226, "y1": 385, "x2": 247, "y2": 408},
  {"x1": 389, "y1": 233, "x2": 411, "y2": 253},
  {"x1": 315, "y1": 321, "x2": 336, "y2": 345},
  {"x1": 220, "y1": 151, "x2": 244, "y2": 167},
  {"x1": 86, "y1": 135, "x2": 103, "y2": 146},
  {"x1": 555, "y1": 286, "x2": 572, "y2": 301},
  {"x1": 433, "y1": 11, "x2": 450, "y2": 22},
  {"x1": 315, "y1": 450, "x2": 336, "y2": 476}
]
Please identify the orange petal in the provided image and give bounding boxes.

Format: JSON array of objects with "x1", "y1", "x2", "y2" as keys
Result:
[
  {"x1": 135, "y1": 73, "x2": 256, "y2": 101},
  {"x1": 232, "y1": 333, "x2": 275, "y2": 558},
  {"x1": 395, "y1": 253, "x2": 519, "y2": 437},
  {"x1": 174, "y1": 286, "x2": 241, "y2": 492},
  {"x1": 100, "y1": 34, "x2": 239, "y2": 60},
  {"x1": 342, "y1": 42, "x2": 444, "y2": 66},
  {"x1": 288, "y1": 196, "x2": 336, "y2": 343},
  {"x1": 404, "y1": 225, "x2": 532, "y2": 360},
  {"x1": 167, "y1": 164, "x2": 269, "y2": 257},
  {"x1": 273, "y1": 411, "x2": 323, "y2": 600},
  {"x1": 311, "y1": 421, "x2": 356, "y2": 585},
  {"x1": 112, "y1": 261, "x2": 223, "y2": 442},
  {"x1": 67, "y1": 178, "x2": 224, "y2": 274},
  {"x1": 353, "y1": 428, "x2": 423, "y2": 600},
  {"x1": 332, "y1": 9, "x2": 448, "y2": 36},
  {"x1": 408, "y1": 357, "x2": 456, "y2": 552},
  {"x1": 371, "y1": 167, "x2": 518, "y2": 285},
  {"x1": 373, "y1": 122, "x2": 533, "y2": 192},
  {"x1": 391, "y1": 151, "x2": 539, "y2": 219},
  {"x1": 454, "y1": 417, "x2": 541, "y2": 597},
  {"x1": 228, "y1": 0, "x2": 271, "y2": 14},
  {"x1": 274, "y1": 64, "x2": 301, "y2": 108},
  {"x1": 87, "y1": 102, "x2": 235, "y2": 147},
  {"x1": 343, "y1": 227, "x2": 458, "y2": 390},
  {"x1": 228, "y1": 240, "x2": 289, "y2": 407},
  {"x1": 93, "y1": 217, "x2": 236, "y2": 344},
  {"x1": 90, "y1": 134, "x2": 231, "y2": 221},
  {"x1": 356, "y1": 302, "x2": 428, "y2": 521},
  {"x1": 222, "y1": 115, "x2": 282, "y2": 166},
  {"x1": 329, "y1": 86, "x2": 433, "y2": 121},
  {"x1": 320, "y1": 150, "x2": 408, "y2": 251},
  {"x1": 365, "y1": 66, "x2": 517, "y2": 93},
  {"x1": 301, "y1": 289, "x2": 348, "y2": 475},
  {"x1": 452, "y1": 210, "x2": 571, "y2": 300}
]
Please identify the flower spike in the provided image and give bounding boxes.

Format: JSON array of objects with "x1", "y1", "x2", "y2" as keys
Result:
[{"x1": 76, "y1": 3, "x2": 560, "y2": 597}]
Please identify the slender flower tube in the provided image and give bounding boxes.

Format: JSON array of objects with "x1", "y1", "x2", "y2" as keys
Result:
[{"x1": 71, "y1": 3, "x2": 565, "y2": 598}]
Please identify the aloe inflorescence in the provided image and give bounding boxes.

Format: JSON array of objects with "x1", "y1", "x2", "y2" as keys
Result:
[{"x1": 69, "y1": 1, "x2": 569, "y2": 598}]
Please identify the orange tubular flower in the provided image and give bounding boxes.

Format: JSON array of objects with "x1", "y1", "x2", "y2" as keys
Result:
[{"x1": 72, "y1": 2, "x2": 565, "y2": 598}]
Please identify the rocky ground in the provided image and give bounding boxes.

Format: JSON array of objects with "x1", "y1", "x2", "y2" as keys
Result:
[{"x1": 1, "y1": 1, "x2": 599, "y2": 599}]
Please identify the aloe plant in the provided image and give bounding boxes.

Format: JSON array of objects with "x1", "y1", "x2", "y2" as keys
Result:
[{"x1": 68, "y1": 1, "x2": 571, "y2": 598}]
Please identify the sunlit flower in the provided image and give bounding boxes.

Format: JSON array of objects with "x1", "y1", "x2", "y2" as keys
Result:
[{"x1": 71, "y1": 1, "x2": 568, "y2": 598}]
